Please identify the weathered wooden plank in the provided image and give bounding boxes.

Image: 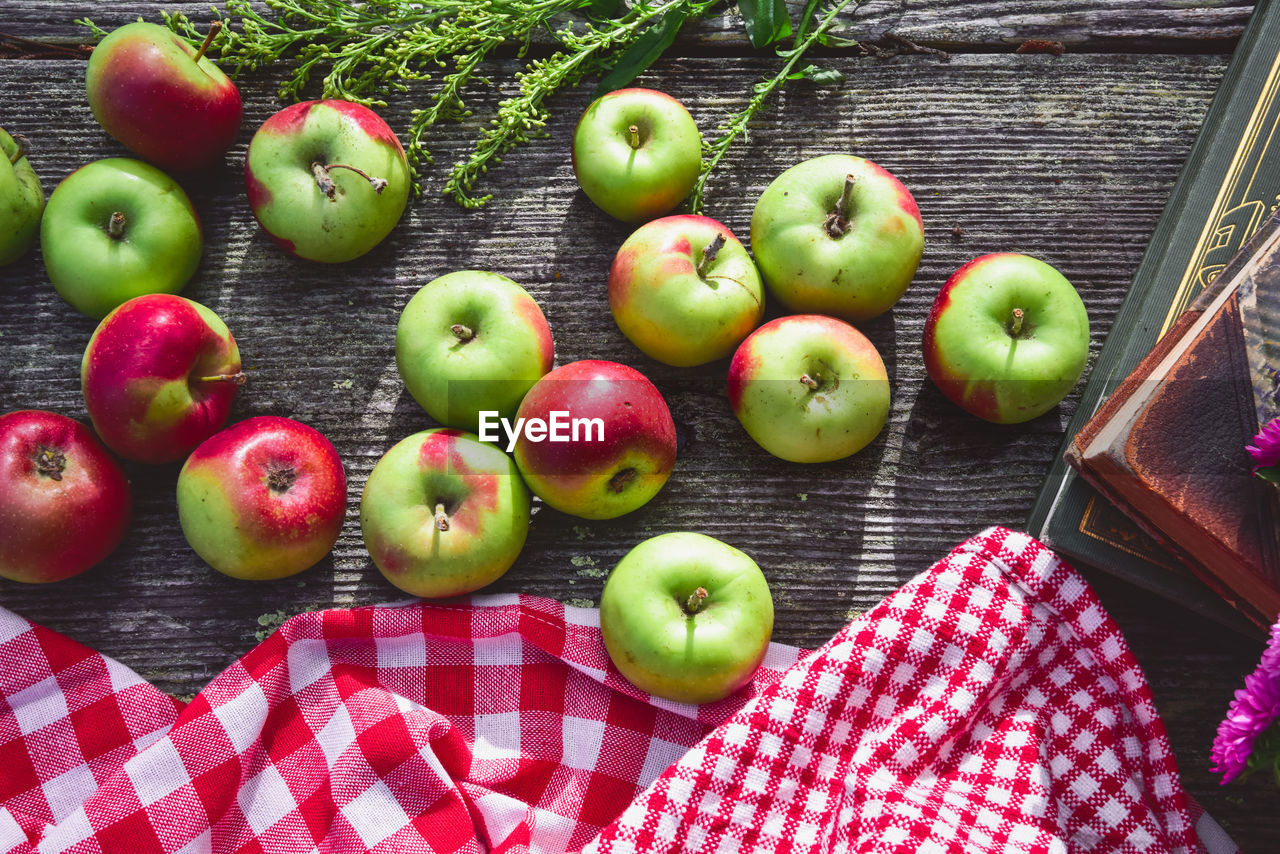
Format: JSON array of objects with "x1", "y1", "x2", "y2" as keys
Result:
[
  {"x1": 1, "y1": 52, "x2": 1275, "y2": 846},
  {"x1": 0, "y1": 0, "x2": 1256, "y2": 50}
]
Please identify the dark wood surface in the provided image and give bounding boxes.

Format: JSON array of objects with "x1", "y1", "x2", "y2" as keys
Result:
[{"x1": 2, "y1": 1, "x2": 1276, "y2": 847}]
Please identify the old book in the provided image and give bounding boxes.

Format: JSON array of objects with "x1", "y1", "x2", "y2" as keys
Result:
[
  {"x1": 1027, "y1": 0, "x2": 1280, "y2": 631},
  {"x1": 1065, "y1": 214, "x2": 1280, "y2": 628}
]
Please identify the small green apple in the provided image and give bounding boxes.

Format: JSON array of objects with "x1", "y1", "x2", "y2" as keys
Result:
[
  {"x1": 41, "y1": 158, "x2": 202, "y2": 319},
  {"x1": 609, "y1": 215, "x2": 764, "y2": 366},
  {"x1": 396, "y1": 271, "x2": 554, "y2": 431},
  {"x1": 728, "y1": 314, "x2": 891, "y2": 463},
  {"x1": 0, "y1": 128, "x2": 44, "y2": 266},
  {"x1": 361, "y1": 428, "x2": 531, "y2": 598},
  {"x1": 923, "y1": 252, "x2": 1090, "y2": 423},
  {"x1": 600, "y1": 532, "x2": 774, "y2": 705},
  {"x1": 572, "y1": 88, "x2": 702, "y2": 223},
  {"x1": 751, "y1": 154, "x2": 924, "y2": 321}
]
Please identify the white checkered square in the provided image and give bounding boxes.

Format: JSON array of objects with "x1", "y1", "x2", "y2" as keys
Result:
[
  {"x1": 8, "y1": 677, "x2": 68, "y2": 736},
  {"x1": 238, "y1": 765, "x2": 299, "y2": 835},
  {"x1": 124, "y1": 736, "x2": 189, "y2": 807},
  {"x1": 342, "y1": 779, "x2": 411, "y2": 848}
]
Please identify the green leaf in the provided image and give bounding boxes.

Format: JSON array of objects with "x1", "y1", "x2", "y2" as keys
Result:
[
  {"x1": 1255, "y1": 466, "x2": 1280, "y2": 484},
  {"x1": 739, "y1": 0, "x2": 792, "y2": 49},
  {"x1": 586, "y1": 0, "x2": 625, "y2": 19},
  {"x1": 787, "y1": 63, "x2": 845, "y2": 85},
  {"x1": 795, "y1": 0, "x2": 824, "y2": 40},
  {"x1": 594, "y1": 9, "x2": 688, "y2": 96}
]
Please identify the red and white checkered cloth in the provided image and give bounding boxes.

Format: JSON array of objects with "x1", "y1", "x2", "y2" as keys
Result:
[{"x1": 0, "y1": 527, "x2": 1240, "y2": 853}]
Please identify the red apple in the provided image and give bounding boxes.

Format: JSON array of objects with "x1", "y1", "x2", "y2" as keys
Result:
[
  {"x1": 177, "y1": 416, "x2": 346, "y2": 580},
  {"x1": 0, "y1": 410, "x2": 132, "y2": 583},
  {"x1": 509, "y1": 360, "x2": 677, "y2": 519},
  {"x1": 82, "y1": 293, "x2": 244, "y2": 464},
  {"x1": 86, "y1": 22, "x2": 242, "y2": 173}
]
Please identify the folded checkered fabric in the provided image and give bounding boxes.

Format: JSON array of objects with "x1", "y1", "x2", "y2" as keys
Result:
[{"x1": 0, "y1": 527, "x2": 1239, "y2": 853}]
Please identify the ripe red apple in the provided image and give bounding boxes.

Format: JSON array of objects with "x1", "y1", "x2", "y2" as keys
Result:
[
  {"x1": 0, "y1": 410, "x2": 132, "y2": 583},
  {"x1": 86, "y1": 22, "x2": 242, "y2": 172},
  {"x1": 177, "y1": 416, "x2": 346, "y2": 580},
  {"x1": 82, "y1": 293, "x2": 244, "y2": 464},
  {"x1": 510, "y1": 360, "x2": 677, "y2": 520}
]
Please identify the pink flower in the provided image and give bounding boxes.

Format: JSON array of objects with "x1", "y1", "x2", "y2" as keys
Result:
[
  {"x1": 1247, "y1": 418, "x2": 1280, "y2": 475},
  {"x1": 1211, "y1": 619, "x2": 1280, "y2": 783}
]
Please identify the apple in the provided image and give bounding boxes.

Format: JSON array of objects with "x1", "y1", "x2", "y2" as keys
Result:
[
  {"x1": 609, "y1": 215, "x2": 764, "y2": 366},
  {"x1": 176, "y1": 417, "x2": 346, "y2": 580},
  {"x1": 599, "y1": 532, "x2": 773, "y2": 704},
  {"x1": 360, "y1": 428, "x2": 531, "y2": 598},
  {"x1": 923, "y1": 252, "x2": 1090, "y2": 424},
  {"x1": 41, "y1": 158, "x2": 203, "y2": 319},
  {"x1": 86, "y1": 21, "x2": 242, "y2": 172},
  {"x1": 0, "y1": 128, "x2": 43, "y2": 266},
  {"x1": 0, "y1": 410, "x2": 131, "y2": 584},
  {"x1": 509, "y1": 360, "x2": 677, "y2": 520},
  {"x1": 396, "y1": 270, "x2": 554, "y2": 431},
  {"x1": 82, "y1": 294, "x2": 244, "y2": 464},
  {"x1": 750, "y1": 154, "x2": 924, "y2": 322},
  {"x1": 245, "y1": 100, "x2": 410, "y2": 263},
  {"x1": 728, "y1": 314, "x2": 890, "y2": 463},
  {"x1": 571, "y1": 88, "x2": 702, "y2": 223}
]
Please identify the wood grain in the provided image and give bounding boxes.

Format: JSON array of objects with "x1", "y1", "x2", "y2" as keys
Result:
[
  {"x1": 1, "y1": 46, "x2": 1276, "y2": 848},
  {"x1": 0, "y1": 0, "x2": 1256, "y2": 50}
]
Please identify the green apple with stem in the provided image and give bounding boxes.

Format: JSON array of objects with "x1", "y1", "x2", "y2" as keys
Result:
[
  {"x1": 396, "y1": 271, "x2": 554, "y2": 431},
  {"x1": 572, "y1": 88, "x2": 702, "y2": 223},
  {"x1": 0, "y1": 128, "x2": 43, "y2": 266},
  {"x1": 361, "y1": 428, "x2": 531, "y2": 598},
  {"x1": 600, "y1": 532, "x2": 774, "y2": 705},
  {"x1": 751, "y1": 154, "x2": 924, "y2": 322},
  {"x1": 728, "y1": 314, "x2": 891, "y2": 463},
  {"x1": 609, "y1": 215, "x2": 764, "y2": 366},
  {"x1": 41, "y1": 158, "x2": 203, "y2": 319},
  {"x1": 923, "y1": 252, "x2": 1090, "y2": 424}
]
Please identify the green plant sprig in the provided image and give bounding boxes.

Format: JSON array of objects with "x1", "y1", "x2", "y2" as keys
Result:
[{"x1": 688, "y1": 0, "x2": 865, "y2": 213}]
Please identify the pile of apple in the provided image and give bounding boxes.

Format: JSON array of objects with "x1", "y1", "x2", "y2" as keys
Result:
[{"x1": 0, "y1": 24, "x2": 1093, "y2": 707}]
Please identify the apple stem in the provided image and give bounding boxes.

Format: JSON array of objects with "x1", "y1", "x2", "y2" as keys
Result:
[
  {"x1": 451, "y1": 323, "x2": 475, "y2": 343},
  {"x1": 193, "y1": 21, "x2": 222, "y2": 64},
  {"x1": 696, "y1": 233, "x2": 726, "y2": 279},
  {"x1": 312, "y1": 161, "x2": 389, "y2": 200},
  {"x1": 824, "y1": 173, "x2": 857, "y2": 239},
  {"x1": 195, "y1": 371, "x2": 247, "y2": 386},
  {"x1": 35, "y1": 445, "x2": 66, "y2": 482},
  {"x1": 107, "y1": 211, "x2": 126, "y2": 240},
  {"x1": 628, "y1": 124, "x2": 641, "y2": 150},
  {"x1": 267, "y1": 467, "x2": 296, "y2": 494},
  {"x1": 685, "y1": 586, "x2": 709, "y2": 615},
  {"x1": 799, "y1": 373, "x2": 820, "y2": 390},
  {"x1": 434, "y1": 503, "x2": 450, "y2": 532},
  {"x1": 7, "y1": 134, "x2": 29, "y2": 166},
  {"x1": 1008, "y1": 307, "x2": 1025, "y2": 337}
]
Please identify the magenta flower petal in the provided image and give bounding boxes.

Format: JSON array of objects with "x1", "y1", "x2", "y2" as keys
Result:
[
  {"x1": 1247, "y1": 418, "x2": 1280, "y2": 470},
  {"x1": 1212, "y1": 619, "x2": 1280, "y2": 783}
]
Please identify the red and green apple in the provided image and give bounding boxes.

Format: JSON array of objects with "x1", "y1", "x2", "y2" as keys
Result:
[
  {"x1": 750, "y1": 154, "x2": 924, "y2": 321},
  {"x1": 728, "y1": 314, "x2": 890, "y2": 463},
  {"x1": 177, "y1": 416, "x2": 346, "y2": 580},
  {"x1": 0, "y1": 410, "x2": 132, "y2": 584},
  {"x1": 923, "y1": 252, "x2": 1090, "y2": 424},
  {"x1": 609, "y1": 215, "x2": 764, "y2": 366},
  {"x1": 600, "y1": 532, "x2": 774, "y2": 704}
]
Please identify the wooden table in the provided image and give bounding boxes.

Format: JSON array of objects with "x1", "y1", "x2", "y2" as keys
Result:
[{"x1": 3, "y1": 1, "x2": 1276, "y2": 847}]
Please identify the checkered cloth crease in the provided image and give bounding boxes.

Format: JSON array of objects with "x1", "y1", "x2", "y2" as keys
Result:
[{"x1": 0, "y1": 527, "x2": 1239, "y2": 854}]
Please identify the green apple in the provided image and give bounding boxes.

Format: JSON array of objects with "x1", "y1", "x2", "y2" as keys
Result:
[
  {"x1": 571, "y1": 88, "x2": 702, "y2": 223},
  {"x1": 41, "y1": 158, "x2": 202, "y2": 319},
  {"x1": 0, "y1": 128, "x2": 43, "y2": 266},
  {"x1": 923, "y1": 252, "x2": 1090, "y2": 424},
  {"x1": 728, "y1": 314, "x2": 891, "y2": 463},
  {"x1": 609, "y1": 215, "x2": 764, "y2": 366},
  {"x1": 245, "y1": 99, "x2": 410, "y2": 263},
  {"x1": 750, "y1": 154, "x2": 924, "y2": 322},
  {"x1": 599, "y1": 532, "x2": 774, "y2": 705},
  {"x1": 360, "y1": 428, "x2": 531, "y2": 598},
  {"x1": 396, "y1": 271, "x2": 554, "y2": 431}
]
